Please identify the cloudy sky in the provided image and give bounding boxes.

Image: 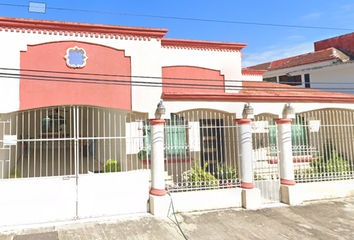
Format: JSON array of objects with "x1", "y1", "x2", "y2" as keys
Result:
[{"x1": 1, "y1": 0, "x2": 354, "y2": 67}]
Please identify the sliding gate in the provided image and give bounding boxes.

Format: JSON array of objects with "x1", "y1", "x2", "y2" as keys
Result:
[{"x1": 0, "y1": 106, "x2": 150, "y2": 227}]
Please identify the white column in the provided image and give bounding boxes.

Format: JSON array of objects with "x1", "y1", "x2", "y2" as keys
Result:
[
  {"x1": 149, "y1": 119, "x2": 166, "y2": 196},
  {"x1": 275, "y1": 118, "x2": 296, "y2": 186},
  {"x1": 235, "y1": 119, "x2": 254, "y2": 189}
]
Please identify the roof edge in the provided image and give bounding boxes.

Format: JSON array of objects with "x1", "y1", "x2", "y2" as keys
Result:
[
  {"x1": 0, "y1": 17, "x2": 169, "y2": 38},
  {"x1": 161, "y1": 38, "x2": 248, "y2": 51},
  {"x1": 242, "y1": 69, "x2": 267, "y2": 76},
  {"x1": 162, "y1": 92, "x2": 354, "y2": 104}
]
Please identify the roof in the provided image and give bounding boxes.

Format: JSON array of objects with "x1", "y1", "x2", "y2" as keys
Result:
[
  {"x1": 163, "y1": 81, "x2": 354, "y2": 103},
  {"x1": 161, "y1": 38, "x2": 247, "y2": 51},
  {"x1": 315, "y1": 32, "x2": 354, "y2": 56},
  {"x1": 0, "y1": 16, "x2": 169, "y2": 38},
  {"x1": 245, "y1": 47, "x2": 350, "y2": 72}
]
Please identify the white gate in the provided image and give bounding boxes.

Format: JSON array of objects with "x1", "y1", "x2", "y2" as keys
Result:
[
  {"x1": 0, "y1": 106, "x2": 150, "y2": 227},
  {"x1": 252, "y1": 115, "x2": 280, "y2": 204}
]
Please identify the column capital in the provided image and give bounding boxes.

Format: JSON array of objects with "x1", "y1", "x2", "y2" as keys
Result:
[
  {"x1": 275, "y1": 118, "x2": 292, "y2": 124},
  {"x1": 149, "y1": 119, "x2": 166, "y2": 125},
  {"x1": 235, "y1": 119, "x2": 252, "y2": 125}
]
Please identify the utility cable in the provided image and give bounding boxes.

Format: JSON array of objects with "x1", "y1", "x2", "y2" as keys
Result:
[
  {"x1": 0, "y1": 3, "x2": 352, "y2": 31},
  {"x1": 2, "y1": 67, "x2": 354, "y2": 86},
  {"x1": 1, "y1": 68, "x2": 354, "y2": 94},
  {"x1": 167, "y1": 192, "x2": 188, "y2": 240},
  {"x1": 2, "y1": 71, "x2": 354, "y2": 93}
]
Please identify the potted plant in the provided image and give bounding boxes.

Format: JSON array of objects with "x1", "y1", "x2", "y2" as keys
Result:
[{"x1": 137, "y1": 149, "x2": 149, "y2": 161}]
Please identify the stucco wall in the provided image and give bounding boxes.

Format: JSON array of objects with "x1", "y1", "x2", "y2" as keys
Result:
[{"x1": 161, "y1": 47, "x2": 243, "y2": 93}]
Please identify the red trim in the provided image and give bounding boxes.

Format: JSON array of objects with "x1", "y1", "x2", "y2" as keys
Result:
[
  {"x1": 162, "y1": 92, "x2": 354, "y2": 103},
  {"x1": 150, "y1": 188, "x2": 167, "y2": 196},
  {"x1": 235, "y1": 119, "x2": 252, "y2": 125},
  {"x1": 0, "y1": 17, "x2": 168, "y2": 38},
  {"x1": 241, "y1": 182, "x2": 255, "y2": 189},
  {"x1": 275, "y1": 118, "x2": 292, "y2": 124},
  {"x1": 281, "y1": 179, "x2": 296, "y2": 186},
  {"x1": 241, "y1": 69, "x2": 267, "y2": 76},
  {"x1": 269, "y1": 157, "x2": 318, "y2": 164},
  {"x1": 149, "y1": 119, "x2": 166, "y2": 125},
  {"x1": 161, "y1": 38, "x2": 247, "y2": 51}
]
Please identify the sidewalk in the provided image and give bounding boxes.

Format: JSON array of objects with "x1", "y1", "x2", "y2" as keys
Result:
[{"x1": 1, "y1": 197, "x2": 354, "y2": 240}]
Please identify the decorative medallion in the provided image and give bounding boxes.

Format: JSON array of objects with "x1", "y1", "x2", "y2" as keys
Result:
[{"x1": 64, "y1": 46, "x2": 88, "y2": 68}]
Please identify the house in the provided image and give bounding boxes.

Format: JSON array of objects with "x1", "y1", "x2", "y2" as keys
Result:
[
  {"x1": 0, "y1": 17, "x2": 354, "y2": 227},
  {"x1": 244, "y1": 32, "x2": 354, "y2": 94}
]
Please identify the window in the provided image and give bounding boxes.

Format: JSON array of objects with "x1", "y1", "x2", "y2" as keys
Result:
[
  {"x1": 268, "y1": 117, "x2": 308, "y2": 155},
  {"x1": 143, "y1": 114, "x2": 187, "y2": 156},
  {"x1": 64, "y1": 46, "x2": 88, "y2": 68},
  {"x1": 279, "y1": 75, "x2": 302, "y2": 86},
  {"x1": 304, "y1": 74, "x2": 310, "y2": 88},
  {"x1": 263, "y1": 77, "x2": 277, "y2": 83},
  {"x1": 165, "y1": 114, "x2": 187, "y2": 155},
  {"x1": 42, "y1": 115, "x2": 66, "y2": 133}
]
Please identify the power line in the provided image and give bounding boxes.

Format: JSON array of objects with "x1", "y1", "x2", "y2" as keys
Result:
[
  {"x1": 1, "y1": 69, "x2": 354, "y2": 94},
  {"x1": 0, "y1": 2, "x2": 353, "y2": 31},
  {"x1": 2, "y1": 67, "x2": 354, "y2": 86}
]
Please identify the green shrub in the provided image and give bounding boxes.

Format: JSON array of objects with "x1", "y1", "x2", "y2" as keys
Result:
[
  {"x1": 105, "y1": 159, "x2": 120, "y2": 173},
  {"x1": 217, "y1": 164, "x2": 238, "y2": 180},
  {"x1": 311, "y1": 149, "x2": 350, "y2": 176},
  {"x1": 10, "y1": 169, "x2": 21, "y2": 178},
  {"x1": 182, "y1": 163, "x2": 219, "y2": 188}
]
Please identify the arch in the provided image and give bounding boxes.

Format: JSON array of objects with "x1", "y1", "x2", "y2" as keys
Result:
[
  {"x1": 20, "y1": 41, "x2": 131, "y2": 110},
  {"x1": 162, "y1": 66, "x2": 225, "y2": 94},
  {"x1": 173, "y1": 108, "x2": 236, "y2": 119}
]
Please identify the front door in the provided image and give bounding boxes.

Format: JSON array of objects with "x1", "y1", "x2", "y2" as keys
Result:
[{"x1": 200, "y1": 119, "x2": 224, "y2": 173}]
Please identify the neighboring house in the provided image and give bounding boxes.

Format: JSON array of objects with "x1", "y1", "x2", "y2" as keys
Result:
[
  {"x1": 0, "y1": 17, "x2": 354, "y2": 227},
  {"x1": 244, "y1": 32, "x2": 354, "y2": 94}
]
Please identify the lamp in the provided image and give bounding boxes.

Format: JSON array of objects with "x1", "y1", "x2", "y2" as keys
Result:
[
  {"x1": 155, "y1": 100, "x2": 166, "y2": 119},
  {"x1": 242, "y1": 103, "x2": 254, "y2": 119},
  {"x1": 282, "y1": 103, "x2": 295, "y2": 119}
]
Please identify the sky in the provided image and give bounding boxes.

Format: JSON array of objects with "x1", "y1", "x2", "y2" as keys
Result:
[{"x1": 1, "y1": 1, "x2": 354, "y2": 67}]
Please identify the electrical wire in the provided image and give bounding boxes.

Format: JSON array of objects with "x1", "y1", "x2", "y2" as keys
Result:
[
  {"x1": 167, "y1": 192, "x2": 188, "y2": 240},
  {"x1": 1, "y1": 68, "x2": 354, "y2": 94},
  {"x1": 0, "y1": 2, "x2": 353, "y2": 31},
  {"x1": 2, "y1": 70, "x2": 354, "y2": 94},
  {"x1": 3, "y1": 67, "x2": 354, "y2": 86}
]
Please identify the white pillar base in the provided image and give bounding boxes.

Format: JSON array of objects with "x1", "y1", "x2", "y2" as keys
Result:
[
  {"x1": 242, "y1": 188, "x2": 261, "y2": 210},
  {"x1": 280, "y1": 185, "x2": 303, "y2": 205},
  {"x1": 149, "y1": 194, "x2": 171, "y2": 217}
]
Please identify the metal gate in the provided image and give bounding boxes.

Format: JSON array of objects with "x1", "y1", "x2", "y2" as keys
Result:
[
  {"x1": 252, "y1": 115, "x2": 280, "y2": 204},
  {"x1": 0, "y1": 105, "x2": 150, "y2": 227}
]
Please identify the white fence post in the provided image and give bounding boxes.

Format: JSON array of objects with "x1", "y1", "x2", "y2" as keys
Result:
[
  {"x1": 235, "y1": 118, "x2": 260, "y2": 209},
  {"x1": 149, "y1": 119, "x2": 171, "y2": 217},
  {"x1": 149, "y1": 119, "x2": 166, "y2": 196},
  {"x1": 235, "y1": 119, "x2": 254, "y2": 189},
  {"x1": 275, "y1": 118, "x2": 295, "y2": 186},
  {"x1": 275, "y1": 118, "x2": 303, "y2": 205}
]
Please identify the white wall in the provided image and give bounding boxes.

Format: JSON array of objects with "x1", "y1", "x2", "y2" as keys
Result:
[
  {"x1": 310, "y1": 63, "x2": 354, "y2": 94},
  {"x1": 0, "y1": 29, "x2": 163, "y2": 117},
  {"x1": 261, "y1": 61, "x2": 354, "y2": 94},
  {"x1": 241, "y1": 74, "x2": 263, "y2": 82}
]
